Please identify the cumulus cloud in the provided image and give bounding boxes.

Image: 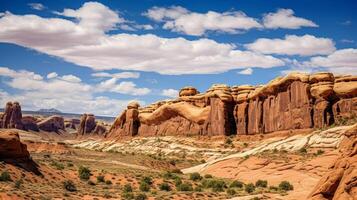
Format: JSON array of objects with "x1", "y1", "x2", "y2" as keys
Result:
[
  {"x1": 47, "y1": 72, "x2": 58, "y2": 79},
  {"x1": 263, "y1": 9, "x2": 318, "y2": 29},
  {"x1": 0, "y1": 3, "x2": 283, "y2": 75},
  {"x1": 161, "y1": 89, "x2": 179, "y2": 98},
  {"x1": 306, "y1": 48, "x2": 357, "y2": 69},
  {"x1": 144, "y1": 6, "x2": 262, "y2": 36},
  {"x1": 246, "y1": 35, "x2": 335, "y2": 56},
  {"x1": 97, "y1": 78, "x2": 150, "y2": 95},
  {"x1": 28, "y1": 3, "x2": 46, "y2": 11},
  {"x1": 92, "y1": 72, "x2": 140, "y2": 79},
  {"x1": 238, "y1": 68, "x2": 253, "y2": 75},
  {"x1": 0, "y1": 67, "x2": 148, "y2": 115}
]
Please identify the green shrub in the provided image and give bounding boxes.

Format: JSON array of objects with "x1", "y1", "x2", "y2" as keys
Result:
[
  {"x1": 194, "y1": 185, "x2": 203, "y2": 192},
  {"x1": 63, "y1": 180, "x2": 76, "y2": 192},
  {"x1": 163, "y1": 171, "x2": 179, "y2": 180},
  {"x1": 316, "y1": 149, "x2": 324, "y2": 155},
  {"x1": 50, "y1": 161, "x2": 64, "y2": 170},
  {"x1": 227, "y1": 188, "x2": 236, "y2": 196},
  {"x1": 135, "y1": 193, "x2": 147, "y2": 200},
  {"x1": 255, "y1": 180, "x2": 268, "y2": 188},
  {"x1": 14, "y1": 179, "x2": 23, "y2": 189},
  {"x1": 78, "y1": 166, "x2": 91, "y2": 180},
  {"x1": 122, "y1": 192, "x2": 134, "y2": 200},
  {"x1": 204, "y1": 174, "x2": 213, "y2": 179},
  {"x1": 211, "y1": 180, "x2": 226, "y2": 192},
  {"x1": 225, "y1": 138, "x2": 233, "y2": 145},
  {"x1": 299, "y1": 147, "x2": 307, "y2": 154},
  {"x1": 105, "y1": 180, "x2": 112, "y2": 185},
  {"x1": 245, "y1": 183, "x2": 255, "y2": 193},
  {"x1": 159, "y1": 182, "x2": 171, "y2": 191},
  {"x1": 230, "y1": 180, "x2": 243, "y2": 188},
  {"x1": 177, "y1": 182, "x2": 193, "y2": 191},
  {"x1": 139, "y1": 181, "x2": 150, "y2": 192},
  {"x1": 67, "y1": 162, "x2": 74, "y2": 167},
  {"x1": 189, "y1": 172, "x2": 202, "y2": 181},
  {"x1": 279, "y1": 181, "x2": 293, "y2": 191},
  {"x1": 88, "y1": 180, "x2": 96, "y2": 186},
  {"x1": 0, "y1": 171, "x2": 11, "y2": 182},
  {"x1": 141, "y1": 176, "x2": 153, "y2": 185},
  {"x1": 123, "y1": 183, "x2": 133, "y2": 193},
  {"x1": 97, "y1": 175, "x2": 105, "y2": 183},
  {"x1": 269, "y1": 186, "x2": 278, "y2": 191},
  {"x1": 174, "y1": 177, "x2": 182, "y2": 187}
]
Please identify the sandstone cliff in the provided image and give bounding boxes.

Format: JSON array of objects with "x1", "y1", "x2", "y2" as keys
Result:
[
  {"x1": 77, "y1": 113, "x2": 107, "y2": 136},
  {"x1": 108, "y1": 72, "x2": 357, "y2": 138}
]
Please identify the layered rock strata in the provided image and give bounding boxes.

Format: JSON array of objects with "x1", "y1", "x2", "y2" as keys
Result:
[
  {"x1": 108, "y1": 72, "x2": 357, "y2": 138},
  {"x1": 77, "y1": 113, "x2": 107, "y2": 136}
]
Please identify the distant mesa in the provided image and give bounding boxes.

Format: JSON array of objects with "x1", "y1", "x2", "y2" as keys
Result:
[{"x1": 36, "y1": 108, "x2": 62, "y2": 113}]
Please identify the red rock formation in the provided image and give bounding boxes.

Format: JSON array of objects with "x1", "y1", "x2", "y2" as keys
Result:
[
  {"x1": 37, "y1": 115, "x2": 65, "y2": 132},
  {"x1": 78, "y1": 113, "x2": 106, "y2": 136},
  {"x1": 308, "y1": 124, "x2": 357, "y2": 200},
  {"x1": 21, "y1": 116, "x2": 39, "y2": 131},
  {"x1": 0, "y1": 130, "x2": 30, "y2": 160},
  {"x1": 1, "y1": 101, "x2": 23, "y2": 129},
  {"x1": 108, "y1": 72, "x2": 357, "y2": 139}
]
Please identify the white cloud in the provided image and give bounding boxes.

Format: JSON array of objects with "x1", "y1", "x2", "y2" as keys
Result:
[
  {"x1": 0, "y1": 4, "x2": 283, "y2": 75},
  {"x1": 0, "y1": 67, "x2": 146, "y2": 116},
  {"x1": 61, "y1": 74, "x2": 82, "y2": 83},
  {"x1": 161, "y1": 89, "x2": 179, "y2": 98},
  {"x1": 340, "y1": 39, "x2": 354, "y2": 44},
  {"x1": 307, "y1": 48, "x2": 357, "y2": 69},
  {"x1": 245, "y1": 35, "x2": 335, "y2": 56},
  {"x1": 46, "y1": 72, "x2": 58, "y2": 79},
  {"x1": 96, "y1": 78, "x2": 150, "y2": 95},
  {"x1": 144, "y1": 6, "x2": 262, "y2": 36},
  {"x1": 92, "y1": 71, "x2": 140, "y2": 79},
  {"x1": 263, "y1": 9, "x2": 318, "y2": 29},
  {"x1": 238, "y1": 68, "x2": 253, "y2": 75},
  {"x1": 28, "y1": 3, "x2": 45, "y2": 11}
]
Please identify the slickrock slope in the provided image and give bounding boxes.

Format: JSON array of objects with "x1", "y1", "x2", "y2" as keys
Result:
[
  {"x1": 37, "y1": 115, "x2": 65, "y2": 132},
  {"x1": 108, "y1": 72, "x2": 357, "y2": 138},
  {"x1": 308, "y1": 124, "x2": 357, "y2": 200}
]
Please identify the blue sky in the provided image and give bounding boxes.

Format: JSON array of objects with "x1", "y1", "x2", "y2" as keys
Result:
[{"x1": 0, "y1": 0, "x2": 356, "y2": 116}]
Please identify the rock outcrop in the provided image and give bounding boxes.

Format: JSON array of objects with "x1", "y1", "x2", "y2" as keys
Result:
[
  {"x1": 21, "y1": 116, "x2": 39, "y2": 131},
  {"x1": 108, "y1": 72, "x2": 356, "y2": 138},
  {"x1": 0, "y1": 130, "x2": 30, "y2": 160},
  {"x1": 37, "y1": 115, "x2": 65, "y2": 132},
  {"x1": 308, "y1": 124, "x2": 357, "y2": 200},
  {"x1": 77, "y1": 113, "x2": 107, "y2": 136},
  {"x1": 1, "y1": 101, "x2": 23, "y2": 129}
]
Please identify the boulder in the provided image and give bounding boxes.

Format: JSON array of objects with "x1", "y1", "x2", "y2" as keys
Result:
[
  {"x1": 179, "y1": 86, "x2": 199, "y2": 97},
  {"x1": 37, "y1": 115, "x2": 65, "y2": 132},
  {"x1": 0, "y1": 130, "x2": 30, "y2": 159}
]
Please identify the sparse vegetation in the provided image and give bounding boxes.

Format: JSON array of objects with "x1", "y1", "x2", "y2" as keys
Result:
[
  {"x1": 315, "y1": 149, "x2": 325, "y2": 156},
  {"x1": 63, "y1": 180, "x2": 76, "y2": 192},
  {"x1": 50, "y1": 161, "x2": 64, "y2": 170},
  {"x1": 105, "y1": 180, "x2": 112, "y2": 185},
  {"x1": 230, "y1": 180, "x2": 244, "y2": 188},
  {"x1": 14, "y1": 179, "x2": 23, "y2": 189},
  {"x1": 123, "y1": 183, "x2": 133, "y2": 193},
  {"x1": 177, "y1": 182, "x2": 193, "y2": 191},
  {"x1": 255, "y1": 180, "x2": 268, "y2": 188},
  {"x1": 0, "y1": 171, "x2": 11, "y2": 182},
  {"x1": 245, "y1": 183, "x2": 255, "y2": 193},
  {"x1": 189, "y1": 172, "x2": 202, "y2": 181},
  {"x1": 227, "y1": 188, "x2": 236, "y2": 196},
  {"x1": 135, "y1": 193, "x2": 147, "y2": 200},
  {"x1": 299, "y1": 147, "x2": 307, "y2": 154},
  {"x1": 159, "y1": 182, "x2": 171, "y2": 191},
  {"x1": 97, "y1": 175, "x2": 105, "y2": 183},
  {"x1": 139, "y1": 181, "x2": 150, "y2": 192},
  {"x1": 204, "y1": 174, "x2": 213, "y2": 179},
  {"x1": 279, "y1": 181, "x2": 294, "y2": 191},
  {"x1": 78, "y1": 166, "x2": 91, "y2": 180}
]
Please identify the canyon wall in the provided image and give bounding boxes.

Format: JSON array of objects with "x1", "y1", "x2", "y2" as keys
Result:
[{"x1": 108, "y1": 72, "x2": 357, "y2": 138}]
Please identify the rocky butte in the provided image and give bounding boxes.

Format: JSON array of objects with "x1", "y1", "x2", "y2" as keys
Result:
[{"x1": 108, "y1": 72, "x2": 357, "y2": 138}]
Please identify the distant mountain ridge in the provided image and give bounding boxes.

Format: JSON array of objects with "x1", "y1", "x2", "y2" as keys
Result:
[{"x1": 37, "y1": 108, "x2": 62, "y2": 113}]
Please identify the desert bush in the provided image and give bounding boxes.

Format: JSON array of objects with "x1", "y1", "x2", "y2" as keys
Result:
[
  {"x1": 88, "y1": 180, "x2": 96, "y2": 186},
  {"x1": 279, "y1": 181, "x2": 293, "y2": 191},
  {"x1": 189, "y1": 172, "x2": 202, "y2": 181},
  {"x1": 67, "y1": 162, "x2": 74, "y2": 167},
  {"x1": 174, "y1": 177, "x2": 182, "y2": 187},
  {"x1": 230, "y1": 180, "x2": 244, "y2": 188},
  {"x1": 123, "y1": 183, "x2": 133, "y2": 193},
  {"x1": 14, "y1": 179, "x2": 23, "y2": 189},
  {"x1": 63, "y1": 180, "x2": 76, "y2": 192},
  {"x1": 141, "y1": 176, "x2": 153, "y2": 185},
  {"x1": 97, "y1": 175, "x2": 105, "y2": 183},
  {"x1": 201, "y1": 179, "x2": 226, "y2": 192},
  {"x1": 159, "y1": 182, "x2": 171, "y2": 191},
  {"x1": 316, "y1": 149, "x2": 325, "y2": 155},
  {"x1": 204, "y1": 174, "x2": 213, "y2": 179},
  {"x1": 227, "y1": 188, "x2": 236, "y2": 196},
  {"x1": 78, "y1": 166, "x2": 91, "y2": 180},
  {"x1": 225, "y1": 138, "x2": 233, "y2": 145},
  {"x1": 269, "y1": 185, "x2": 278, "y2": 191},
  {"x1": 255, "y1": 180, "x2": 268, "y2": 188},
  {"x1": 245, "y1": 183, "x2": 255, "y2": 193},
  {"x1": 50, "y1": 161, "x2": 64, "y2": 170},
  {"x1": 135, "y1": 193, "x2": 147, "y2": 200},
  {"x1": 194, "y1": 184, "x2": 203, "y2": 192},
  {"x1": 105, "y1": 180, "x2": 112, "y2": 185},
  {"x1": 139, "y1": 181, "x2": 150, "y2": 192},
  {"x1": 299, "y1": 147, "x2": 307, "y2": 154},
  {"x1": 122, "y1": 192, "x2": 134, "y2": 200},
  {"x1": 0, "y1": 171, "x2": 11, "y2": 182},
  {"x1": 177, "y1": 182, "x2": 193, "y2": 191},
  {"x1": 163, "y1": 171, "x2": 178, "y2": 179}
]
